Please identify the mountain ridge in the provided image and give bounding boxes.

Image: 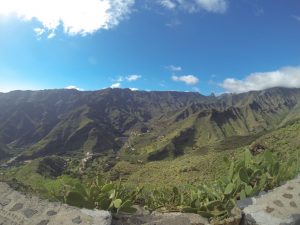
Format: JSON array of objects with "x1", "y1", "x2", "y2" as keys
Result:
[{"x1": 0, "y1": 87, "x2": 300, "y2": 161}]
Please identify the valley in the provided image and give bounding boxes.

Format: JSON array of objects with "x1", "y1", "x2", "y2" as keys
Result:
[{"x1": 0, "y1": 87, "x2": 300, "y2": 188}]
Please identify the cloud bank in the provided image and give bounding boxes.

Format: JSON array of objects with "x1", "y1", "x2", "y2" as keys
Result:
[
  {"x1": 159, "y1": 0, "x2": 228, "y2": 13},
  {"x1": 110, "y1": 82, "x2": 121, "y2": 88},
  {"x1": 65, "y1": 85, "x2": 84, "y2": 91},
  {"x1": 0, "y1": 0, "x2": 134, "y2": 37},
  {"x1": 172, "y1": 75, "x2": 199, "y2": 85},
  {"x1": 221, "y1": 66, "x2": 300, "y2": 93},
  {"x1": 126, "y1": 74, "x2": 141, "y2": 81},
  {"x1": 0, "y1": 0, "x2": 229, "y2": 38},
  {"x1": 160, "y1": 0, "x2": 177, "y2": 10}
]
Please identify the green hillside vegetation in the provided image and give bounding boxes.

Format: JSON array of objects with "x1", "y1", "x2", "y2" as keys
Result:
[
  {"x1": 2, "y1": 148, "x2": 298, "y2": 222},
  {"x1": 1, "y1": 87, "x2": 300, "y2": 221},
  {"x1": 0, "y1": 87, "x2": 299, "y2": 162},
  {"x1": 254, "y1": 119, "x2": 300, "y2": 162},
  {"x1": 2, "y1": 117, "x2": 300, "y2": 191},
  {"x1": 0, "y1": 142, "x2": 10, "y2": 159}
]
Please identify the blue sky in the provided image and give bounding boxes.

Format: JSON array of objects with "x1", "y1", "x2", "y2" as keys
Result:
[{"x1": 0, "y1": 0, "x2": 300, "y2": 95}]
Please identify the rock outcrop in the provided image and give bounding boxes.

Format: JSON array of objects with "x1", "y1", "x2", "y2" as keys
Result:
[{"x1": 113, "y1": 207, "x2": 209, "y2": 225}]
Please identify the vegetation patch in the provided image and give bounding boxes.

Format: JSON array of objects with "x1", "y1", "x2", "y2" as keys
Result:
[
  {"x1": 37, "y1": 156, "x2": 67, "y2": 178},
  {"x1": 39, "y1": 149, "x2": 299, "y2": 222}
]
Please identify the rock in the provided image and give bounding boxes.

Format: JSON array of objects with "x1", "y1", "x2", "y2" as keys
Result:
[
  {"x1": 36, "y1": 219, "x2": 50, "y2": 225},
  {"x1": 237, "y1": 198, "x2": 253, "y2": 209},
  {"x1": 72, "y1": 216, "x2": 82, "y2": 224},
  {"x1": 250, "y1": 144, "x2": 265, "y2": 155},
  {"x1": 145, "y1": 212, "x2": 209, "y2": 225},
  {"x1": 242, "y1": 175, "x2": 300, "y2": 225},
  {"x1": 81, "y1": 209, "x2": 112, "y2": 225},
  {"x1": 9, "y1": 203, "x2": 24, "y2": 211},
  {"x1": 0, "y1": 198, "x2": 11, "y2": 207},
  {"x1": 46, "y1": 211, "x2": 57, "y2": 216},
  {"x1": 0, "y1": 182, "x2": 112, "y2": 225},
  {"x1": 23, "y1": 208, "x2": 38, "y2": 218},
  {"x1": 113, "y1": 206, "x2": 243, "y2": 225},
  {"x1": 113, "y1": 206, "x2": 209, "y2": 225}
]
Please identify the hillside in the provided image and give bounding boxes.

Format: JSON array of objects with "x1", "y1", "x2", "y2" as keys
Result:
[
  {"x1": 0, "y1": 87, "x2": 300, "y2": 164},
  {"x1": 0, "y1": 142, "x2": 9, "y2": 159}
]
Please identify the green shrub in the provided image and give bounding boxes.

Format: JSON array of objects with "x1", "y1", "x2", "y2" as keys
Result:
[
  {"x1": 140, "y1": 149, "x2": 299, "y2": 220},
  {"x1": 47, "y1": 149, "x2": 299, "y2": 221},
  {"x1": 49, "y1": 176, "x2": 140, "y2": 213}
]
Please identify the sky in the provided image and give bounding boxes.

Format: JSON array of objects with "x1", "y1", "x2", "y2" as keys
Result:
[{"x1": 0, "y1": 0, "x2": 300, "y2": 95}]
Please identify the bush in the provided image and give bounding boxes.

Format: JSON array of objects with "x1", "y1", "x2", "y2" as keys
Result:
[
  {"x1": 48, "y1": 176, "x2": 141, "y2": 213},
  {"x1": 47, "y1": 149, "x2": 299, "y2": 221}
]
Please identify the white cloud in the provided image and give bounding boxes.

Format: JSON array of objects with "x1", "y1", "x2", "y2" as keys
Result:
[
  {"x1": 65, "y1": 85, "x2": 84, "y2": 91},
  {"x1": 47, "y1": 31, "x2": 56, "y2": 39},
  {"x1": 126, "y1": 74, "x2": 141, "y2": 81},
  {"x1": 172, "y1": 75, "x2": 199, "y2": 85},
  {"x1": 220, "y1": 66, "x2": 300, "y2": 93},
  {"x1": 130, "y1": 87, "x2": 138, "y2": 91},
  {"x1": 159, "y1": 0, "x2": 228, "y2": 13},
  {"x1": 0, "y1": 0, "x2": 135, "y2": 37},
  {"x1": 112, "y1": 74, "x2": 141, "y2": 83},
  {"x1": 110, "y1": 82, "x2": 121, "y2": 88},
  {"x1": 166, "y1": 65, "x2": 182, "y2": 72},
  {"x1": 34, "y1": 28, "x2": 45, "y2": 36},
  {"x1": 160, "y1": 0, "x2": 176, "y2": 9},
  {"x1": 194, "y1": 0, "x2": 228, "y2": 13}
]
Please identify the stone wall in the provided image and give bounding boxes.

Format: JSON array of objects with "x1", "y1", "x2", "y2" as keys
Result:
[
  {"x1": 1, "y1": 175, "x2": 300, "y2": 225},
  {"x1": 0, "y1": 182, "x2": 111, "y2": 225},
  {"x1": 240, "y1": 175, "x2": 300, "y2": 225}
]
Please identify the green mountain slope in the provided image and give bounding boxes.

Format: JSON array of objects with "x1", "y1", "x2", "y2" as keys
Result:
[
  {"x1": 0, "y1": 87, "x2": 299, "y2": 163},
  {"x1": 0, "y1": 142, "x2": 10, "y2": 159},
  {"x1": 115, "y1": 118, "x2": 300, "y2": 187}
]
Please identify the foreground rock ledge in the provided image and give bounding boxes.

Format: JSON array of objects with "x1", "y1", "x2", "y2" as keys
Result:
[
  {"x1": 240, "y1": 175, "x2": 300, "y2": 225},
  {"x1": 1, "y1": 174, "x2": 300, "y2": 225},
  {"x1": 113, "y1": 206, "x2": 241, "y2": 225},
  {"x1": 0, "y1": 182, "x2": 111, "y2": 225}
]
